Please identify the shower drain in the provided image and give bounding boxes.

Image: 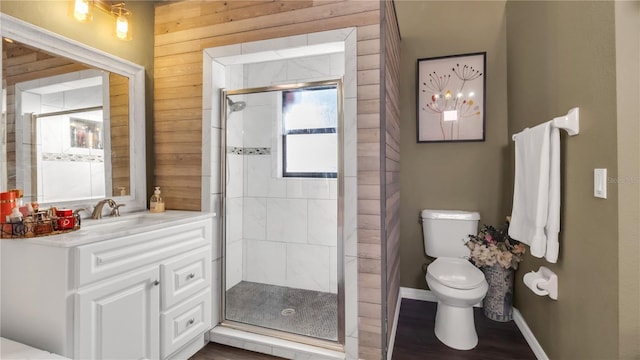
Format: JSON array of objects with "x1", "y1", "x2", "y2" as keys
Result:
[{"x1": 281, "y1": 308, "x2": 296, "y2": 316}]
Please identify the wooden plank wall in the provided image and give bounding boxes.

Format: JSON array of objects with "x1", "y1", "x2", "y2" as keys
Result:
[
  {"x1": 109, "y1": 73, "x2": 131, "y2": 195},
  {"x1": 154, "y1": 0, "x2": 381, "y2": 210},
  {"x1": 153, "y1": 1, "x2": 391, "y2": 359},
  {"x1": 383, "y1": 0, "x2": 400, "y2": 349},
  {"x1": 357, "y1": 20, "x2": 385, "y2": 360}
]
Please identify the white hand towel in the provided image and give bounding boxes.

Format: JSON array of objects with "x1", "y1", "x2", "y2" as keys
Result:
[
  {"x1": 545, "y1": 127, "x2": 560, "y2": 262},
  {"x1": 509, "y1": 122, "x2": 551, "y2": 258}
]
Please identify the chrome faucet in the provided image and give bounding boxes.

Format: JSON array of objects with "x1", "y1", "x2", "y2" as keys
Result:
[{"x1": 91, "y1": 199, "x2": 117, "y2": 219}]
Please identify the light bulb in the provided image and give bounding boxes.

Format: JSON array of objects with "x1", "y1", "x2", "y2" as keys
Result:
[
  {"x1": 116, "y1": 14, "x2": 129, "y2": 40},
  {"x1": 73, "y1": 0, "x2": 92, "y2": 22}
]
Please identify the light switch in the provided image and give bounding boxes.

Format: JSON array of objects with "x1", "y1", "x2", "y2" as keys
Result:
[{"x1": 594, "y1": 168, "x2": 607, "y2": 199}]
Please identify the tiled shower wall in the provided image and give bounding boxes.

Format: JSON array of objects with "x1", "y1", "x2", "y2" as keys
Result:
[{"x1": 225, "y1": 53, "x2": 344, "y2": 293}]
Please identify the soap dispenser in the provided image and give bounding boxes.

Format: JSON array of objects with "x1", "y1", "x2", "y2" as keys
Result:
[{"x1": 149, "y1": 187, "x2": 165, "y2": 213}]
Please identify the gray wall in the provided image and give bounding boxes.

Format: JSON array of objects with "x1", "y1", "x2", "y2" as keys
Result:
[
  {"x1": 396, "y1": 1, "x2": 509, "y2": 289},
  {"x1": 398, "y1": 1, "x2": 639, "y2": 358},
  {"x1": 615, "y1": 2, "x2": 640, "y2": 357},
  {"x1": 1, "y1": 1, "x2": 154, "y2": 67},
  {"x1": 506, "y1": 2, "x2": 619, "y2": 359}
]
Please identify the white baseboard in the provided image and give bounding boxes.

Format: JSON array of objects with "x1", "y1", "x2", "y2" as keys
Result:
[
  {"x1": 386, "y1": 293, "x2": 402, "y2": 360},
  {"x1": 398, "y1": 287, "x2": 548, "y2": 360},
  {"x1": 399, "y1": 287, "x2": 438, "y2": 302},
  {"x1": 400, "y1": 287, "x2": 481, "y2": 307},
  {"x1": 513, "y1": 308, "x2": 549, "y2": 360}
]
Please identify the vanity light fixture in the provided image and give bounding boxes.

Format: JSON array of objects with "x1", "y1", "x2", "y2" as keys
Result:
[
  {"x1": 71, "y1": 0, "x2": 132, "y2": 41},
  {"x1": 111, "y1": 2, "x2": 132, "y2": 41},
  {"x1": 72, "y1": 0, "x2": 93, "y2": 22}
]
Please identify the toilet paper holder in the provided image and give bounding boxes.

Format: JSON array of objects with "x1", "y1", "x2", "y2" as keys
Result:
[{"x1": 523, "y1": 266, "x2": 558, "y2": 300}]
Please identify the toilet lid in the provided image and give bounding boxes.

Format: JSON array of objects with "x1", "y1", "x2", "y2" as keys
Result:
[{"x1": 427, "y1": 257, "x2": 486, "y2": 290}]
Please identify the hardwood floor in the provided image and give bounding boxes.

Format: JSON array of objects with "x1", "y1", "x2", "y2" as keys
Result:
[
  {"x1": 392, "y1": 299, "x2": 537, "y2": 360},
  {"x1": 191, "y1": 299, "x2": 536, "y2": 360}
]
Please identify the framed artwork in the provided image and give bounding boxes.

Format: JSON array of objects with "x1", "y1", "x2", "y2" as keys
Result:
[{"x1": 416, "y1": 52, "x2": 486, "y2": 143}]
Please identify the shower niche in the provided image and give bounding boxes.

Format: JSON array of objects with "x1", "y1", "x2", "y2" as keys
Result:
[{"x1": 222, "y1": 80, "x2": 343, "y2": 344}]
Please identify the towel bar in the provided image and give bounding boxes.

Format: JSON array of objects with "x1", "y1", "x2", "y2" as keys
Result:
[
  {"x1": 551, "y1": 107, "x2": 579, "y2": 136},
  {"x1": 512, "y1": 107, "x2": 580, "y2": 141}
]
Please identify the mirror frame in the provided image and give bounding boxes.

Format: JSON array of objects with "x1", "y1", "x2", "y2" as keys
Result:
[{"x1": 1, "y1": 14, "x2": 146, "y2": 213}]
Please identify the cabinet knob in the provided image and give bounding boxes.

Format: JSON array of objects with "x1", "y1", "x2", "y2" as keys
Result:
[
  {"x1": 152, "y1": 280, "x2": 160, "y2": 286},
  {"x1": 187, "y1": 273, "x2": 195, "y2": 280},
  {"x1": 187, "y1": 319, "x2": 195, "y2": 326}
]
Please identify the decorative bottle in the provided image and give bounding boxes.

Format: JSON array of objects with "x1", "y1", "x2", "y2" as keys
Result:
[{"x1": 149, "y1": 187, "x2": 165, "y2": 213}]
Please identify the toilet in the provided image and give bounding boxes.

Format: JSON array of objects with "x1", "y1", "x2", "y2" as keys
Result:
[{"x1": 421, "y1": 209, "x2": 488, "y2": 350}]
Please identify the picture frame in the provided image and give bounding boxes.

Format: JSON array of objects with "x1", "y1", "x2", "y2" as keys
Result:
[{"x1": 416, "y1": 52, "x2": 486, "y2": 143}]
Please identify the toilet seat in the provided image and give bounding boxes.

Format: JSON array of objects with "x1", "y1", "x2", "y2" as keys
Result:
[{"x1": 427, "y1": 257, "x2": 485, "y2": 290}]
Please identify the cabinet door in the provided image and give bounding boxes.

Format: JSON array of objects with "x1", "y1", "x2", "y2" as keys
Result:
[{"x1": 76, "y1": 266, "x2": 160, "y2": 360}]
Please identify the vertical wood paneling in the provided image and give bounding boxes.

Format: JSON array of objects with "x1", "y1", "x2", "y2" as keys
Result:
[{"x1": 153, "y1": 2, "x2": 397, "y2": 360}]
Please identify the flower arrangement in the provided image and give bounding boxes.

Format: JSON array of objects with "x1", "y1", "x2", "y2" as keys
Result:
[{"x1": 465, "y1": 223, "x2": 526, "y2": 270}]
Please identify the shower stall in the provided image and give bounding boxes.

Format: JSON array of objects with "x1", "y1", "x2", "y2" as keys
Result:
[{"x1": 221, "y1": 80, "x2": 344, "y2": 347}]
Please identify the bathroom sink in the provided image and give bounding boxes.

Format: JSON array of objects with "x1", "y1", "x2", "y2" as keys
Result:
[
  {"x1": 80, "y1": 212, "x2": 161, "y2": 229},
  {"x1": 80, "y1": 211, "x2": 178, "y2": 232}
]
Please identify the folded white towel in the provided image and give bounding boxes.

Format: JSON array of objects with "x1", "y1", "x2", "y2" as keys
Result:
[{"x1": 509, "y1": 121, "x2": 560, "y2": 262}]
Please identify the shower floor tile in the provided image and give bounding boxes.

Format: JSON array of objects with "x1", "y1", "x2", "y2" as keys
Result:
[{"x1": 225, "y1": 281, "x2": 338, "y2": 341}]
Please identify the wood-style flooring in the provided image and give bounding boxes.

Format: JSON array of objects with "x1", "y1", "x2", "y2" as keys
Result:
[
  {"x1": 190, "y1": 299, "x2": 536, "y2": 360},
  {"x1": 392, "y1": 299, "x2": 536, "y2": 360}
]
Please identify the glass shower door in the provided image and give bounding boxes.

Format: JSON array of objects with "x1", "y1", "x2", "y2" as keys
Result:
[{"x1": 222, "y1": 81, "x2": 342, "y2": 344}]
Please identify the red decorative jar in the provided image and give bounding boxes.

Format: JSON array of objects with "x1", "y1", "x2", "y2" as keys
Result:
[
  {"x1": 1, "y1": 191, "x2": 16, "y2": 223},
  {"x1": 56, "y1": 209, "x2": 75, "y2": 230}
]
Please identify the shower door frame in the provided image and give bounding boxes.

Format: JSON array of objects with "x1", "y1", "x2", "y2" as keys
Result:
[{"x1": 220, "y1": 79, "x2": 345, "y2": 351}]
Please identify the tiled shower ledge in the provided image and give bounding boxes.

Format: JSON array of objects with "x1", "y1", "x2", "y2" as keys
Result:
[{"x1": 208, "y1": 326, "x2": 344, "y2": 360}]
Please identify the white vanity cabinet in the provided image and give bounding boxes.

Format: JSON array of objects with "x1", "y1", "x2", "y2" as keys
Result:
[{"x1": 1, "y1": 212, "x2": 214, "y2": 360}]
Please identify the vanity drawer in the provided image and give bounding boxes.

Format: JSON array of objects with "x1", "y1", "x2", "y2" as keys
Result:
[
  {"x1": 76, "y1": 220, "x2": 211, "y2": 287},
  {"x1": 161, "y1": 246, "x2": 211, "y2": 310},
  {"x1": 161, "y1": 288, "x2": 211, "y2": 359}
]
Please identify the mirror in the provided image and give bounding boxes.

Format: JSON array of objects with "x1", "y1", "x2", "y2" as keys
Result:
[{"x1": 1, "y1": 14, "x2": 146, "y2": 213}]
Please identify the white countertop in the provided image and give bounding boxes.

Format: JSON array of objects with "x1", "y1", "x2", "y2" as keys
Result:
[{"x1": 3, "y1": 210, "x2": 215, "y2": 248}]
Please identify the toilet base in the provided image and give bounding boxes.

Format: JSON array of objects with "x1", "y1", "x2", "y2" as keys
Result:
[{"x1": 434, "y1": 301, "x2": 478, "y2": 350}]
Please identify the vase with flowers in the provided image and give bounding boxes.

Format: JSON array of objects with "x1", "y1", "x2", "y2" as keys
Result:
[{"x1": 465, "y1": 222, "x2": 526, "y2": 321}]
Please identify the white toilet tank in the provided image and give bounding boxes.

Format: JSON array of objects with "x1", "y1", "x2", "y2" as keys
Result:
[{"x1": 421, "y1": 209, "x2": 480, "y2": 258}]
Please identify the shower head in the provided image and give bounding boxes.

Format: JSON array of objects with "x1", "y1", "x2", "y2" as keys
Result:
[{"x1": 227, "y1": 98, "x2": 247, "y2": 112}]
